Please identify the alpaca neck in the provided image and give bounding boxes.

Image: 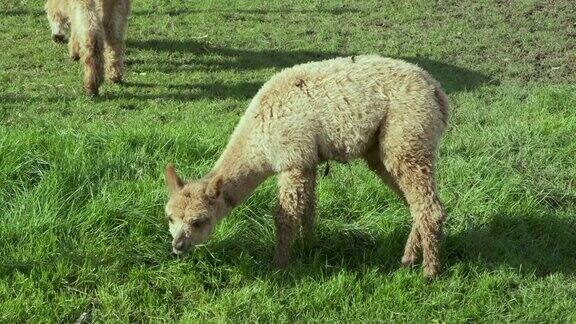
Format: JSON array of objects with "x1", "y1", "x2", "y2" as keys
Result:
[{"x1": 210, "y1": 128, "x2": 272, "y2": 208}]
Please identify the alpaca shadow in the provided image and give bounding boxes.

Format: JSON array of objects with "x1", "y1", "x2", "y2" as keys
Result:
[
  {"x1": 0, "y1": 9, "x2": 44, "y2": 17},
  {"x1": 113, "y1": 80, "x2": 262, "y2": 101},
  {"x1": 197, "y1": 211, "x2": 576, "y2": 284},
  {"x1": 132, "y1": 7, "x2": 362, "y2": 16},
  {"x1": 198, "y1": 224, "x2": 409, "y2": 284},
  {"x1": 0, "y1": 246, "x2": 175, "y2": 283},
  {"x1": 126, "y1": 39, "x2": 335, "y2": 74},
  {"x1": 3, "y1": 6, "x2": 362, "y2": 17},
  {"x1": 402, "y1": 56, "x2": 500, "y2": 93},
  {"x1": 127, "y1": 39, "x2": 497, "y2": 95},
  {"x1": 444, "y1": 212, "x2": 576, "y2": 276}
]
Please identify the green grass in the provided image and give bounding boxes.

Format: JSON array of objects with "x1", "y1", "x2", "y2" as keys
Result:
[{"x1": 1, "y1": 0, "x2": 575, "y2": 321}]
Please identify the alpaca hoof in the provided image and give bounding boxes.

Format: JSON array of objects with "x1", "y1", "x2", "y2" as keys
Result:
[
  {"x1": 423, "y1": 264, "x2": 441, "y2": 279},
  {"x1": 70, "y1": 53, "x2": 80, "y2": 61},
  {"x1": 109, "y1": 76, "x2": 123, "y2": 84},
  {"x1": 274, "y1": 256, "x2": 289, "y2": 269},
  {"x1": 106, "y1": 65, "x2": 124, "y2": 84},
  {"x1": 401, "y1": 255, "x2": 417, "y2": 268},
  {"x1": 107, "y1": 72, "x2": 123, "y2": 84},
  {"x1": 85, "y1": 85, "x2": 99, "y2": 96},
  {"x1": 52, "y1": 34, "x2": 66, "y2": 43}
]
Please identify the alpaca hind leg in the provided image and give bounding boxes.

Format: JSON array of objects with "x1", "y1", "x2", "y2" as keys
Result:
[
  {"x1": 365, "y1": 148, "x2": 420, "y2": 266},
  {"x1": 70, "y1": 0, "x2": 104, "y2": 95},
  {"x1": 384, "y1": 151, "x2": 446, "y2": 278},
  {"x1": 378, "y1": 88, "x2": 447, "y2": 277},
  {"x1": 103, "y1": 0, "x2": 130, "y2": 83},
  {"x1": 275, "y1": 168, "x2": 316, "y2": 268}
]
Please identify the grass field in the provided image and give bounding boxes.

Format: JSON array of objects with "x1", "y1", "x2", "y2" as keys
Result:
[{"x1": 1, "y1": 0, "x2": 575, "y2": 322}]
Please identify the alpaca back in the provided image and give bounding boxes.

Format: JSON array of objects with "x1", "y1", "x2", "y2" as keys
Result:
[{"x1": 243, "y1": 55, "x2": 446, "y2": 167}]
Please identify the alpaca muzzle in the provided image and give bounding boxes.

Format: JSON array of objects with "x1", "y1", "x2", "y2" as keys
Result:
[{"x1": 172, "y1": 237, "x2": 192, "y2": 255}]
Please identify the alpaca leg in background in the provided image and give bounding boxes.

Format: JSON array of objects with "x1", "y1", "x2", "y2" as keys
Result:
[
  {"x1": 364, "y1": 146, "x2": 406, "y2": 201},
  {"x1": 398, "y1": 164, "x2": 445, "y2": 278},
  {"x1": 68, "y1": 28, "x2": 80, "y2": 60},
  {"x1": 103, "y1": 0, "x2": 131, "y2": 83},
  {"x1": 300, "y1": 167, "x2": 317, "y2": 243},
  {"x1": 401, "y1": 224, "x2": 421, "y2": 267},
  {"x1": 69, "y1": 0, "x2": 104, "y2": 95}
]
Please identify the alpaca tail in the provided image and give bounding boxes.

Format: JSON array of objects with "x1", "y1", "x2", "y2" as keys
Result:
[
  {"x1": 71, "y1": 0, "x2": 104, "y2": 96},
  {"x1": 420, "y1": 70, "x2": 449, "y2": 129}
]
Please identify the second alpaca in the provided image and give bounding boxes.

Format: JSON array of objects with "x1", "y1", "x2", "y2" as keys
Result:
[{"x1": 45, "y1": 0, "x2": 130, "y2": 95}]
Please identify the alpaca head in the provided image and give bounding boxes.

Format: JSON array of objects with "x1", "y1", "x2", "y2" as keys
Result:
[
  {"x1": 45, "y1": 0, "x2": 69, "y2": 43},
  {"x1": 164, "y1": 164, "x2": 227, "y2": 255}
]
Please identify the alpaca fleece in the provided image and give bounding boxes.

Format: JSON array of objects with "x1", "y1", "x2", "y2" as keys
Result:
[
  {"x1": 165, "y1": 55, "x2": 449, "y2": 278},
  {"x1": 44, "y1": 0, "x2": 130, "y2": 95}
]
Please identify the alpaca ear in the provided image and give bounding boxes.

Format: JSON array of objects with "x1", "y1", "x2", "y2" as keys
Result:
[
  {"x1": 205, "y1": 176, "x2": 223, "y2": 201},
  {"x1": 165, "y1": 163, "x2": 184, "y2": 194}
]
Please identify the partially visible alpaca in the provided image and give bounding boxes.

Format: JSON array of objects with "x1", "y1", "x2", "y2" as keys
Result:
[
  {"x1": 44, "y1": 0, "x2": 130, "y2": 95},
  {"x1": 164, "y1": 55, "x2": 449, "y2": 278}
]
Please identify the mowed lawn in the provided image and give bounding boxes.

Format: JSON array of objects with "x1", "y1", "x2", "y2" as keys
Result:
[{"x1": 1, "y1": 0, "x2": 575, "y2": 322}]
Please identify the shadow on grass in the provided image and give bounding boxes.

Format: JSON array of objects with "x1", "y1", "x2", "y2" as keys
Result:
[
  {"x1": 127, "y1": 39, "x2": 497, "y2": 94},
  {"x1": 2, "y1": 212, "x2": 575, "y2": 286},
  {"x1": 132, "y1": 7, "x2": 363, "y2": 16},
  {"x1": 115, "y1": 81, "x2": 262, "y2": 101},
  {"x1": 126, "y1": 39, "x2": 335, "y2": 73},
  {"x1": 0, "y1": 9, "x2": 44, "y2": 17},
  {"x1": 194, "y1": 212, "x2": 576, "y2": 285},
  {"x1": 0, "y1": 7, "x2": 362, "y2": 18},
  {"x1": 1, "y1": 41, "x2": 494, "y2": 104},
  {"x1": 444, "y1": 212, "x2": 576, "y2": 276},
  {"x1": 186, "y1": 224, "x2": 408, "y2": 291},
  {"x1": 0, "y1": 81, "x2": 261, "y2": 104}
]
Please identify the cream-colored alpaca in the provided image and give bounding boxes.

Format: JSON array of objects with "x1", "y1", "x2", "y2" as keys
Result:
[
  {"x1": 165, "y1": 55, "x2": 449, "y2": 278},
  {"x1": 44, "y1": 0, "x2": 130, "y2": 95}
]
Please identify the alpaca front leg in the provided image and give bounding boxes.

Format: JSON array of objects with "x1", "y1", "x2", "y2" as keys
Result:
[
  {"x1": 274, "y1": 168, "x2": 315, "y2": 268},
  {"x1": 46, "y1": 0, "x2": 68, "y2": 44}
]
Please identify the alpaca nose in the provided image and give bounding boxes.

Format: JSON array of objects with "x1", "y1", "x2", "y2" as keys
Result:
[
  {"x1": 173, "y1": 239, "x2": 185, "y2": 250},
  {"x1": 172, "y1": 238, "x2": 190, "y2": 255}
]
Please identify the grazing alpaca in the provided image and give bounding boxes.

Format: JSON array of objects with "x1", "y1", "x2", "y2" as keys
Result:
[
  {"x1": 44, "y1": 0, "x2": 131, "y2": 95},
  {"x1": 164, "y1": 55, "x2": 449, "y2": 278}
]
